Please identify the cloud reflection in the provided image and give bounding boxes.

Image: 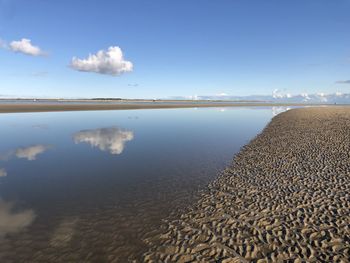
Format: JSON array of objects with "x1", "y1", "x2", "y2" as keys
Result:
[
  {"x1": 15, "y1": 145, "x2": 52, "y2": 161},
  {"x1": 0, "y1": 151, "x2": 14, "y2": 161},
  {"x1": 0, "y1": 168, "x2": 7, "y2": 177},
  {"x1": 272, "y1": 106, "x2": 291, "y2": 116},
  {"x1": 73, "y1": 127, "x2": 134, "y2": 155},
  {"x1": 0, "y1": 199, "x2": 35, "y2": 238}
]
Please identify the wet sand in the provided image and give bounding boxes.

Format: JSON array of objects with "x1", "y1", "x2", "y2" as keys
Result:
[
  {"x1": 0, "y1": 102, "x2": 325, "y2": 114},
  {"x1": 144, "y1": 107, "x2": 350, "y2": 262}
]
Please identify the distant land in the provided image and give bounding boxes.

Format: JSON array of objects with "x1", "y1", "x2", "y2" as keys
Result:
[
  {"x1": 167, "y1": 92, "x2": 350, "y2": 104},
  {"x1": 1, "y1": 92, "x2": 350, "y2": 104},
  {"x1": 0, "y1": 98, "x2": 347, "y2": 114}
]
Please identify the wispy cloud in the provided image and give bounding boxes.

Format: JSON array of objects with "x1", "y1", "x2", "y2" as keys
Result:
[
  {"x1": 0, "y1": 38, "x2": 7, "y2": 48},
  {"x1": 335, "y1": 80, "x2": 350, "y2": 84},
  {"x1": 32, "y1": 71, "x2": 48, "y2": 77},
  {"x1": 73, "y1": 127, "x2": 134, "y2": 155},
  {"x1": 9, "y1": 38, "x2": 46, "y2": 56},
  {"x1": 70, "y1": 46, "x2": 133, "y2": 76}
]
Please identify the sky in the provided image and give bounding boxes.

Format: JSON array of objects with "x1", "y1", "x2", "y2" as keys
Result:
[{"x1": 0, "y1": 0, "x2": 350, "y2": 99}]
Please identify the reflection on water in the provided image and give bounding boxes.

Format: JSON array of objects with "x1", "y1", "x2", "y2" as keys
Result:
[
  {"x1": 73, "y1": 127, "x2": 134, "y2": 155},
  {"x1": 0, "y1": 144, "x2": 47, "y2": 239},
  {"x1": 0, "y1": 199, "x2": 36, "y2": 238},
  {"x1": 32, "y1": 124, "x2": 49, "y2": 130},
  {"x1": 0, "y1": 168, "x2": 6, "y2": 177},
  {"x1": 15, "y1": 144, "x2": 52, "y2": 161},
  {"x1": 0, "y1": 107, "x2": 277, "y2": 261},
  {"x1": 0, "y1": 144, "x2": 51, "y2": 161},
  {"x1": 272, "y1": 106, "x2": 291, "y2": 116}
]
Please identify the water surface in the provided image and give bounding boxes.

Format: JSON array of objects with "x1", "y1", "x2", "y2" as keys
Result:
[{"x1": 0, "y1": 107, "x2": 280, "y2": 261}]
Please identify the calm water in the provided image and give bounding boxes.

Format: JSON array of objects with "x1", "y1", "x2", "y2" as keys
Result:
[{"x1": 0, "y1": 107, "x2": 285, "y2": 262}]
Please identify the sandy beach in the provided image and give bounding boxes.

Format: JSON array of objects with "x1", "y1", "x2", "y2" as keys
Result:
[
  {"x1": 143, "y1": 107, "x2": 350, "y2": 262},
  {"x1": 0, "y1": 102, "x2": 329, "y2": 114}
]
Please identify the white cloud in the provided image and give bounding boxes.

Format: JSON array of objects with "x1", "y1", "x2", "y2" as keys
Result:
[
  {"x1": 15, "y1": 145, "x2": 51, "y2": 161},
  {"x1": 0, "y1": 199, "x2": 35, "y2": 238},
  {"x1": 0, "y1": 168, "x2": 7, "y2": 177},
  {"x1": 73, "y1": 127, "x2": 134, "y2": 155},
  {"x1": 272, "y1": 89, "x2": 289, "y2": 99},
  {"x1": 272, "y1": 89, "x2": 292, "y2": 99},
  {"x1": 9, "y1": 38, "x2": 45, "y2": 56},
  {"x1": 70, "y1": 46, "x2": 133, "y2": 76},
  {"x1": 300, "y1": 93, "x2": 311, "y2": 101}
]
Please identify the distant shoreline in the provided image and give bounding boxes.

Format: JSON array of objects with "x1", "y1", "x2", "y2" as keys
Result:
[{"x1": 0, "y1": 101, "x2": 345, "y2": 113}]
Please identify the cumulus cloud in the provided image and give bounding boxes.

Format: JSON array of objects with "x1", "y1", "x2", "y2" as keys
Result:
[
  {"x1": 0, "y1": 199, "x2": 35, "y2": 238},
  {"x1": 316, "y1": 93, "x2": 328, "y2": 102},
  {"x1": 0, "y1": 168, "x2": 7, "y2": 177},
  {"x1": 335, "y1": 80, "x2": 350, "y2": 84},
  {"x1": 15, "y1": 144, "x2": 51, "y2": 161},
  {"x1": 70, "y1": 46, "x2": 133, "y2": 76},
  {"x1": 272, "y1": 89, "x2": 292, "y2": 99},
  {"x1": 9, "y1": 38, "x2": 46, "y2": 56},
  {"x1": 73, "y1": 127, "x2": 134, "y2": 155},
  {"x1": 300, "y1": 93, "x2": 311, "y2": 101},
  {"x1": 335, "y1": 91, "x2": 343, "y2": 96}
]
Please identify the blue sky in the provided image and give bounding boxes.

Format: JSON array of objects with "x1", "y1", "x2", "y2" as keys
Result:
[{"x1": 0, "y1": 0, "x2": 350, "y2": 99}]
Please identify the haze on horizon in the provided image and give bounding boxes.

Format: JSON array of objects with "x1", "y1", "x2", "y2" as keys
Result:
[{"x1": 0, "y1": 0, "x2": 350, "y2": 99}]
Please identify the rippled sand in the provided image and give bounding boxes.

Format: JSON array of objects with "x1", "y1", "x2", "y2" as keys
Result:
[
  {"x1": 0, "y1": 155, "x2": 223, "y2": 262},
  {"x1": 144, "y1": 107, "x2": 350, "y2": 262}
]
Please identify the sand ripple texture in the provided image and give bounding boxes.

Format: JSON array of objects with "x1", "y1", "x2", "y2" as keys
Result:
[{"x1": 144, "y1": 107, "x2": 350, "y2": 262}]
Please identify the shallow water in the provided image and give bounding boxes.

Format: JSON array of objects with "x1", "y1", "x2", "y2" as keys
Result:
[{"x1": 0, "y1": 107, "x2": 283, "y2": 261}]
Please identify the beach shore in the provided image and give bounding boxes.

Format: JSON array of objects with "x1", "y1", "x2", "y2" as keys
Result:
[
  {"x1": 0, "y1": 102, "x2": 332, "y2": 114},
  {"x1": 143, "y1": 107, "x2": 350, "y2": 262}
]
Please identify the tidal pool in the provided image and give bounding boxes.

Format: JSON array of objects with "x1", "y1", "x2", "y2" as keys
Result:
[{"x1": 0, "y1": 107, "x2": 282, "y2": 261}]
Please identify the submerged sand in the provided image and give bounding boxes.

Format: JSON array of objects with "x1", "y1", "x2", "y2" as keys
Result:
[{"x1": 143, "y1": 107, "x2": 350, "y2": 262}]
